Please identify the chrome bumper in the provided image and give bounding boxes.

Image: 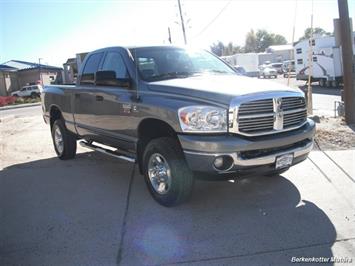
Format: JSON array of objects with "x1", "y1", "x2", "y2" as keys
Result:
[
  {"x1": 232, "y1": 140, "x2": 313, "y2": 166},
  {"x1": 184, "y1": 139, "x2": 313, "y2": 169}
]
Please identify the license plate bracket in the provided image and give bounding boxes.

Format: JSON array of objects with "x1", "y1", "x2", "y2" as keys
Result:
[{"x1": 275, "y1": 153, "x2": 294, "y2": 169}]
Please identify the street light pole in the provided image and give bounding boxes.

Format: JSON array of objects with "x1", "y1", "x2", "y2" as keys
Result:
[{"x1": 177, "y1": 0, "x2": 187, "y2": 45}]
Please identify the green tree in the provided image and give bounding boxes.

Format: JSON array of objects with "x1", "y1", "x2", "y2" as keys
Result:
[
  {"x1": 210, "y1": 41, "x2": 225, "y2": 56},
  {"x1": 245, "y1": 29, "x2": 287, "y2": 53},
  {"x1": 299, "y1": 27, "x2": 331, "y2": 41},
  {"x1": 244, "y1": 29, "x2": 257, "y2": 53}
]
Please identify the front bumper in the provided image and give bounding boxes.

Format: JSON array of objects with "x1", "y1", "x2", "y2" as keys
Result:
[{"x1": 179, "y1": 119, "x2": 315, "y2": 177}]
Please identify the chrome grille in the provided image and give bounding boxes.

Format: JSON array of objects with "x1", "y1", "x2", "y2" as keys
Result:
[
  {"x1": 232, "y1": 96, "x2": 307, "y2": 136},
  {"x1": 282, "y1": 97, "x2": 306, "y2": 111},
  {"x1": 238, "y1": 115, "x2": 274, "y2": 133},
  {"x1": 238, "y1": 99, "x2": 273, "y2": 115},
  {"x1": 284, "y1": 109, "x2": 307, "y2": 128}
]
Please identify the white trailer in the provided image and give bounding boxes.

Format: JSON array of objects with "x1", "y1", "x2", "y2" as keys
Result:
[
  {"x1": 294, "y1": 20, "x2": 354, "y2": 87},
  {"x1": 221, "y1": 53, "x2": 259, "y2": 77}
]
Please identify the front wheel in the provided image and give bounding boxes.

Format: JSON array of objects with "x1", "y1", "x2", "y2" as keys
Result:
[
  {"x1": 143, "y1": 137, "x2": 194, "y2": 207},
  {"x1": 51, "y1": 119, "x2": 77, "y2": 160}
]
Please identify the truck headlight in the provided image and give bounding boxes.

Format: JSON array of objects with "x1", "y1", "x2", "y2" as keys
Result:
[{"x1": 178, "y1": 106, "x2": 227, "y2": 133}]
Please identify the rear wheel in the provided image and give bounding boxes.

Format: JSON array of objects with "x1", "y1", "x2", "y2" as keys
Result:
[
  {"x1": 51, "y1": 119, "x2": 77, "y2": 160},
  {"x1": 143, "y1": 137, "x2": 194, "y2": 207},
  {"x1": 319, "y1": 79, "x2": 326, "y2": 87},
  {"x1": 331, "y1": 80, "x2": 338, "y2": 88}
]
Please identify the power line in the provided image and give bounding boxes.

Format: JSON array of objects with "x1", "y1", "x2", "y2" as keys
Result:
[{"x1": 192, "y1": 0, "x2": 232, "y2": 39}]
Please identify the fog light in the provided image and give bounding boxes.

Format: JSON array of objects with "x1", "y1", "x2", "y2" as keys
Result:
[
  {"x1": 214, "y1": 156, "x2": 224, "y2": 169},
  {"x1": 213, "y1": 155, "x2": 234, "y2": 171}
]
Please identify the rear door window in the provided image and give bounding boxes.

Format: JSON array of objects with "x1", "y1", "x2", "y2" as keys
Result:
[{"x1": 80, "y1": 52, "x2": 104, "y2": 85}]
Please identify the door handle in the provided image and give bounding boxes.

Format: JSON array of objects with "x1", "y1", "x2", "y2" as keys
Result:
[{"x1": 96, "y1": 95, "x2": 104, "y2": 101}]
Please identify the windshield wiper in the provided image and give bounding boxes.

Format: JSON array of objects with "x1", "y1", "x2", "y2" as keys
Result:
[{"x1": 149, "y1": 71, "x2": 199, "y2": 81}]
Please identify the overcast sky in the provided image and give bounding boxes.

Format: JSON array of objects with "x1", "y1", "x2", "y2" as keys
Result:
[{"x1": 0, "y1": 0, "x2": 354, "y2": 67}]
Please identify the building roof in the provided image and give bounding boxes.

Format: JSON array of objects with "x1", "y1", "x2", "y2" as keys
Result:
[
  {"x1": 1, "y1": 60, "x2": 62, "y2": 71},
  {"x1": 267, "y1": 44, "x2": 293, "y2": 51},
  {"x1": 0, "y1": 64, "x2": 17, "y2": 72}
]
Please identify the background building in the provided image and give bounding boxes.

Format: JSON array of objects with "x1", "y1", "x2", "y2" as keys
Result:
[
  {"x1": 63, "y1": 52, "x2": 88, "y2": 84},
  {"x1": 0, "y1": 60, "x2": 62, "y2": 96}
]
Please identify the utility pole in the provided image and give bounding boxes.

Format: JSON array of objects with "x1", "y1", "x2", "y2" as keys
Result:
[
  {"x1": 177, "y1": 0, "x2": 187, "y2": 45},
  {"x1": 38, "y1": 58, "x2": 43, "y2": 86},
  {"x1": 338, "y1": 0, "x2": 355, "y2": 124},
  {"x1": 306, "y1": 1, "x2": 314, "y2": 115},
  {"x1": 168, "y1": 27, "x2": 172, "y2": 44}
]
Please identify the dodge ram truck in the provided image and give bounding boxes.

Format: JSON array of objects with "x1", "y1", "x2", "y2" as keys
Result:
[{"x1": 42, "y1": 46, "x2": 315, "y2": 206}]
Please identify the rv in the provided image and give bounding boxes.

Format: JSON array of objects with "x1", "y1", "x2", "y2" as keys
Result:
[{"x1": 294, "y1": 33, "x2": 354, "y2": 87}]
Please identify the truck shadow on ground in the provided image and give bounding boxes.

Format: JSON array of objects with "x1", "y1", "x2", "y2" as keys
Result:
[{"x1": 0, "y1": 152, "x2": 336, "y2": 265}]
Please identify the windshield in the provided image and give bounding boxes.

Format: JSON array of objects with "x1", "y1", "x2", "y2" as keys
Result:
[{"x1": 130, "y1": 47, "x2": 236, "y2": 81}]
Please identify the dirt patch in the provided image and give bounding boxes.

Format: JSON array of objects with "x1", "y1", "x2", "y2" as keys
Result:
[{"x1": 313, "y1": 116, "x2": 355, "y2": 151}]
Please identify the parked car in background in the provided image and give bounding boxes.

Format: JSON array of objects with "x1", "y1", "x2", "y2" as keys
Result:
[
  {"x1": 233, "y1": 65, "x2": 247, "y2": 76},
  {"x1": 270, "y1": 63, "x2": 284, "y2": 74},
  {"x1": 258, "y1": 66, "x2": 278, "y2": 79},
  {"x1": 282, "y1": 60, "x2": 296, "y2": 77},
  {"x1": 11, "y1": 85, "x2": 42, "y2": 98}
]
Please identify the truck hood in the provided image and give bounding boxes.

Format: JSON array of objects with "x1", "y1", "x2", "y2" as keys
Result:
[{"x1": 148, "y1": 74, "x2": 302, "y2": 105}]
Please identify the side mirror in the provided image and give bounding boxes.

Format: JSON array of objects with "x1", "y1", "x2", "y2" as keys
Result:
[{"x1": 95, "y1": 71, "x2": 131, "y2": 88}]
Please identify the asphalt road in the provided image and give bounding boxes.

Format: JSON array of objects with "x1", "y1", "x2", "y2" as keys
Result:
[{"x1": 0, "y1": 84, "x2": 353, "y2": 266}]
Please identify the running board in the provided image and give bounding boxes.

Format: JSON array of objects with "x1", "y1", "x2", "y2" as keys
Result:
[{"x1": 79, "y1": 141, "x2": 136, "y2": 163}]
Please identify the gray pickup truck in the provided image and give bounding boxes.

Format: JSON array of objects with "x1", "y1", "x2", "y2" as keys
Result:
[{"x1": 42, "y1": 46, "x2": 315, "y2": 206}]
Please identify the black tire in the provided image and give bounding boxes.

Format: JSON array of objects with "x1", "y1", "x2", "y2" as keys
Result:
[
  {"x1": 142, "y1": 137, "x2": 194, "y2": 207},
  {"x1": 30, "y1": 92, "x2": 37, "y2": 98},
  {"x1": 331, "y1": 80, "x2": 338, "y2": 88},
  {"x1": 51, "y1": 119, "x2": 77, "y2": 160},
  {"x1": 319, "y1": 79, "x2": 326, "y2": 87},
  {"x1": 264, "y1": 168, "x2": 289, "y2": 177},
  {"x1": 13, "y1": 94, "x2": 18, "y2": 97}
]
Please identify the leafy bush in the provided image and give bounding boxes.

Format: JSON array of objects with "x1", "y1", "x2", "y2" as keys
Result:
[
  {"x1": 0, "y1": 96, "x2": 40, "y2": 107},
  {"x1": 0, "y1": 96, "x2": 17, "y2": 107}
]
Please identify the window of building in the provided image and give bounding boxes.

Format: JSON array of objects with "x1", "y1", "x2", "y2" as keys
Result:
[
  {"x1": 313, "y1": 57, "x2": 318, "y2": 62},
  {"x1": 80, "y1": 52, "x2": 103, "y2": 85},
  {"x1": 296, "y1": 48, "x2": 302, "y2": 54},
  {"x1": 297, "y1": 59, "x2": 303, "y2": 64}
]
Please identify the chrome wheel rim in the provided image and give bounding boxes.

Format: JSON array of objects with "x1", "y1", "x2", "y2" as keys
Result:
[
  {"x1": 148, "y1": 153, "x2": 172, "y2": 195},
  {"x1": 54, "y1": 126, "x2": 64, "y2": 155}
]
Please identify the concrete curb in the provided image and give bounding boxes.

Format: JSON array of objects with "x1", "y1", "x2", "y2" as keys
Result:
[{"x1": 0, "y1": 102, "x2": 41, "y2": 111}]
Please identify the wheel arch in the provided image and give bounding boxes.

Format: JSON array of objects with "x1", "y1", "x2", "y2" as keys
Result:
[
  {"x1": 49, "y1": 105, "x2": 63, "y2": 129},
  {"x1": 136, "y1": 118, "x2": 180, "y2": 174}
]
